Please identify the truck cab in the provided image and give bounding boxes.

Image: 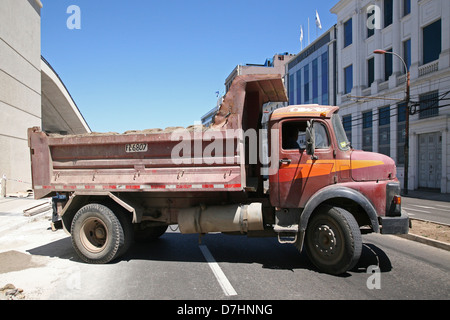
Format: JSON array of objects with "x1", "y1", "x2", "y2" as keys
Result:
[{"x1": 266, "y1": 104, "x2": 408, "y2": 273}]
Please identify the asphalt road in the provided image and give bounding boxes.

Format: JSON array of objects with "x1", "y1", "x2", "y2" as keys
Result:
[
  {"x1": 402, "y1": 195, "x2": 450, "y2": 225},
  {"x1": 2, "y1": 217, "x2": 449, "y2": 301}
]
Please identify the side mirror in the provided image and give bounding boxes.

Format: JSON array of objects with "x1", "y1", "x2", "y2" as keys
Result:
[{"x1": 306, "y1": 121, "x2": 317, "y2": 159}]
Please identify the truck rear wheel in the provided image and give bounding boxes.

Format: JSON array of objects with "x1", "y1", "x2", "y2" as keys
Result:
[
  {"x1": 304, "y1": 205, "x2": 362, "y2": 275},
  {"x1": 71, "y1": 204, "x2": 126, "y2": 264}
]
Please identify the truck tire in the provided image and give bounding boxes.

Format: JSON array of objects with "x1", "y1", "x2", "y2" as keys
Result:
[
  {"x1": 304, "y1": 205, "x2": 362, "y2": 275},
  {"x1": 71, "y1": 204, "x2": 125, "y2": 264}
]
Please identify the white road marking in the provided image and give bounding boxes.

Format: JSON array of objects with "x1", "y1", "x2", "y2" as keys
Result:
[
  {"x1": 411, "y1": 205, "x2": 434, "y2": 209},
  {"x1": 403, "y1": 207, "x2": 430, "y2": 213},
  {"x1": 434, "y1": 205, "x2": 450, "y2": 212},
  {"x1": 199, "y1": 244, "x2": 237, "y2": 297}
]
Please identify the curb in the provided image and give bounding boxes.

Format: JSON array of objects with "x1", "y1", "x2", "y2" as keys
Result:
[
  {"x1": 394, "y1": 217, "x2": 450, "y2": 252},
  {"x1": 397, "y1": 233, "x2": 450, "y2": 252}
]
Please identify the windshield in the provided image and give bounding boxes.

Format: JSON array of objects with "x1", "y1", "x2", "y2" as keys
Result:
[{"x1": 332, "y1": 113, "x2": 351, "y2": 151}]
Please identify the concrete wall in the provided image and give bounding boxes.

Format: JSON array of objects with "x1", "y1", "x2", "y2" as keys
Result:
[{"x1": 0, "y1": 0, "x2": 42, "y2": 193}]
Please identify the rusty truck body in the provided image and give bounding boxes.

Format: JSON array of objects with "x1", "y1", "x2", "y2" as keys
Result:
[{"x1": 28, "y1": 74, "x2": 409, "y2": 275}]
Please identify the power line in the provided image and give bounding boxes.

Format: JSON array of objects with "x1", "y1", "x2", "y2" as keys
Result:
[{"x1": 341, "y1": 89, "x2": 450, "y2": 129}]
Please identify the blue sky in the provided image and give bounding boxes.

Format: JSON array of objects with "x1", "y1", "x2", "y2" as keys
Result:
[{"x1": 41, "y1": 0, "x2": 338, "y2": 133}]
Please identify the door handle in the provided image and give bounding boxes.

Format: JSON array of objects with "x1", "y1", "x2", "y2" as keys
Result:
[{"x1": 280, "y1": 158, "x2": 292, "y2": 165}]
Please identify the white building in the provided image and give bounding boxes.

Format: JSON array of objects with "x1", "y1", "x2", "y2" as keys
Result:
[
  {"x1": 1, "y1": 0, "x2": 90, "y2": 194},
  {"x1": 331, "y1": 0, "x2": 450, "y2": 193}
]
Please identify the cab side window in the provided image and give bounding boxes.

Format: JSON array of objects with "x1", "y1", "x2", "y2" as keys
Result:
[
  {"x1": 282, "y1": 122, "x2": 307, "y2": 150},
  {"x1": 314, "y1": 122, "x2": 330, "y2": 149}
]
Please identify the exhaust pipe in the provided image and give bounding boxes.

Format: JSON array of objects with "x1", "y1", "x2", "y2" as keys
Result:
[{"x1": 178, "y1": 203, "x2": 264, "y2": 234}]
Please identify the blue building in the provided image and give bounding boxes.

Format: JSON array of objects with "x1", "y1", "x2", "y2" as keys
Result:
[{"x1": 287, "y1": 26, "x2": 338, "y2": 107}]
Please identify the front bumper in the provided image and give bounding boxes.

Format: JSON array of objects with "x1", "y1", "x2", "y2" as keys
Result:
[{"x1": 380, "y1": 211, "x2": 410, "y2": 235}]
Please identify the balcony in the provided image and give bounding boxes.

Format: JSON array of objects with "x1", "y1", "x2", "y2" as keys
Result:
[{"x1": 419, "y1": 60, "x2": 439, "y2": 77}]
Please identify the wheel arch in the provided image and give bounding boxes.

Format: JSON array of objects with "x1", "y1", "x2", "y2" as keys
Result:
[
  {"x1": 299, "y1": 185, "x2": 380, "y2": 234},
  {"x1": 61, "y1": 192, "x2": 137, "y2": 234}
]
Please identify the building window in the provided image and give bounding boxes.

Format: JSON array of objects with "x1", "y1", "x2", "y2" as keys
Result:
[
  {"x1": 344, "y1": 18, "x2": 352, "y2": 48},
  {"x1": 378, "y1": 106, "x2": 391, "y2": 156},
  {"x1": 362, "y1": 111, "x2": 373, "y2": 152},
  {"x1": 368, "y1": 57, "x2": 375, "y2": 87},
  {"x1": 344, "y1": 65, "x2": 353, "y2": 94},
  {"x1": 304, "y1": 65, "x2": 310, "y2": 104},
  {"x1": 296, "y1": 70, "x2": 302, "y2": 104},
  {"x1": 312, "y1": 58, "x2": 319, "y2": 104},
  {"x1": 419, "y1": 91, "x2": 439, "y2": 119},
  {"x1": 385, "y1": 48, "x2": 393, "y2": 81},
  {"x1": 423, "y1": 19, "x2": 441, "y2": 65},
  {"x1": 403, "y1": 0, "x2": 411, "y2": 16},
  {"x1": 321, "y1": 52, "x2": 329, "y2": 105},
  {"x1": 343, "y1": 115, "x2": 352, "y2": 143},
  {"x1": 384, "y1": 0, "x2": 393, "y2": 28},
  {"x1": 397, "y1": 103, "x2": 407, "y2": 166},
  {"x1": 289, "y1": 74, "x2": 295, "y2": 104},
  {"x1": 403, "y1": 39, "x2": 411, "y2": 72}
]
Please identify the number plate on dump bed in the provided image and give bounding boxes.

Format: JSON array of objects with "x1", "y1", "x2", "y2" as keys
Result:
[{"x1": 125, "y1": 143, "x2": 148, "y2": 153}]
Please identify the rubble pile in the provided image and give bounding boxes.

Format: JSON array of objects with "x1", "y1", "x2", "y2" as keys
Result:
[{"x1": 0, "y1": 284, "x2": 25, "y2": 300}]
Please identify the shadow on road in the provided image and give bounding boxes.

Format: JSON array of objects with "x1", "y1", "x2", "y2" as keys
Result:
[
  {"x1": 353, "y1": 243, "x2": 392, "y2": 273},
  {"x1": 26, "y1": 231, "x2": 392, "y2": 276}
]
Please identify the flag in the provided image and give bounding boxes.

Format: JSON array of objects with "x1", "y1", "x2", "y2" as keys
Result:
[
  {"x1": 315, "y1": 10, "x2": 322, "y2": 29},
  {"x1": 300, "y1": 25, "x2": 304, "y2": 43}
]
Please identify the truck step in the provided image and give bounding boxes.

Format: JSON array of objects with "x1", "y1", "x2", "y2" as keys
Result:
[
  {"x1": 277, "y1": 232, "x2": 298, "y2": 244},
  {"x1": 273, "y1": 224, "x2": 298, "y2": 233},
  {"x1": 274, "y1": 225, "x2": 299, "y2": 244}
]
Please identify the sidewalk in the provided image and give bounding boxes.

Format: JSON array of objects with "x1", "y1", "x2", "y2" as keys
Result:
[
  {"x1": 403, "y1": 189, "x2": 450, "y2": 203},
  {"x1": 0, "y1": 196, "x2": 52, "y2": 235}
]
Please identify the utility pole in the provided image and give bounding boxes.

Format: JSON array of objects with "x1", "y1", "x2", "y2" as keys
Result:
[
  {"x1": 0, "y1": 174, "x2": 6, "y2": 198},
  {"x1": 404, "y1": 69, "x2": 410, "y2": 195}
]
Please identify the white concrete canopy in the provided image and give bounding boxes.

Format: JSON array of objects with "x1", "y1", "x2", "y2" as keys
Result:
[{"x1": 41, "y1": 57, "x2": 91, "y2": 135}]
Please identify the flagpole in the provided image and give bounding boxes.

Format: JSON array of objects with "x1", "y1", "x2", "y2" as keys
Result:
[{"x1": 308, "y1": 18, "x2": 310, "y2": 45}]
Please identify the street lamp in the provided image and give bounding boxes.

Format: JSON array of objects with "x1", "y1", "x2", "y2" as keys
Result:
[{"x1": 374, "y1": 49, "x2": 410, "y2": 195}]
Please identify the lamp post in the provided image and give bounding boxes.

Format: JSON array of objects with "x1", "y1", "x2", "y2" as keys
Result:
[{"x1": 374, "y1": 49, "x2": 410, "y2": 195}]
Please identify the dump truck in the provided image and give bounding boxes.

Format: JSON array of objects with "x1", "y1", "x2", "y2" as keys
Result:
[{"x1": 28, "y1": 74, "x2": 409, "y2": 275}]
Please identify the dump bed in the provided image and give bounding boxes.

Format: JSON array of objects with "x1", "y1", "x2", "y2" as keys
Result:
[{"x1": 29, "y1": 74, "x2": 288, "y2": 199}]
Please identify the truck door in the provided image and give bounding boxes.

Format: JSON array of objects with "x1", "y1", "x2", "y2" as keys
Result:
[{"x1": 277, "y1": 119, "x2": 336, "y2": 208}]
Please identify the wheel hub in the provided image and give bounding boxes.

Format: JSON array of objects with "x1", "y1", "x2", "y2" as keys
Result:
[
  {"x1": 314, "y1": 225, "x2": 337, "y2": 256},
  {"x1": 80, "y1": 218, "x2": 108, "y2": 253}
]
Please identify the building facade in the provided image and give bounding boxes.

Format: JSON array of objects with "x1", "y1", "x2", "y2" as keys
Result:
[
  {"x1": 286, "y1": 25, "x2": 338, "y2": 108},
  {"x1": 202, "y1": 53, "x2": 295, "y2": 127},
  {"x1": 0, "y1": 0, "x2": 43, "y2": 193},
  {"x1": 331, "y1": 0, "x2": 450, "y2": 193},
  {"x1": 224, "y1": 53, "x2": 294, "y2": 94},
  {"x1": 1, "y1": 0, "x2": 90, "y2": 194}
]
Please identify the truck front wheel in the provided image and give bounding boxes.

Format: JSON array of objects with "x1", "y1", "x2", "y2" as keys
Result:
[
  {"x1": 71, "y1": 204, "x2": 126, "y2": 264},
  {"x1": 304, "y1": 205, "x2": 362, "y2": 275}
]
